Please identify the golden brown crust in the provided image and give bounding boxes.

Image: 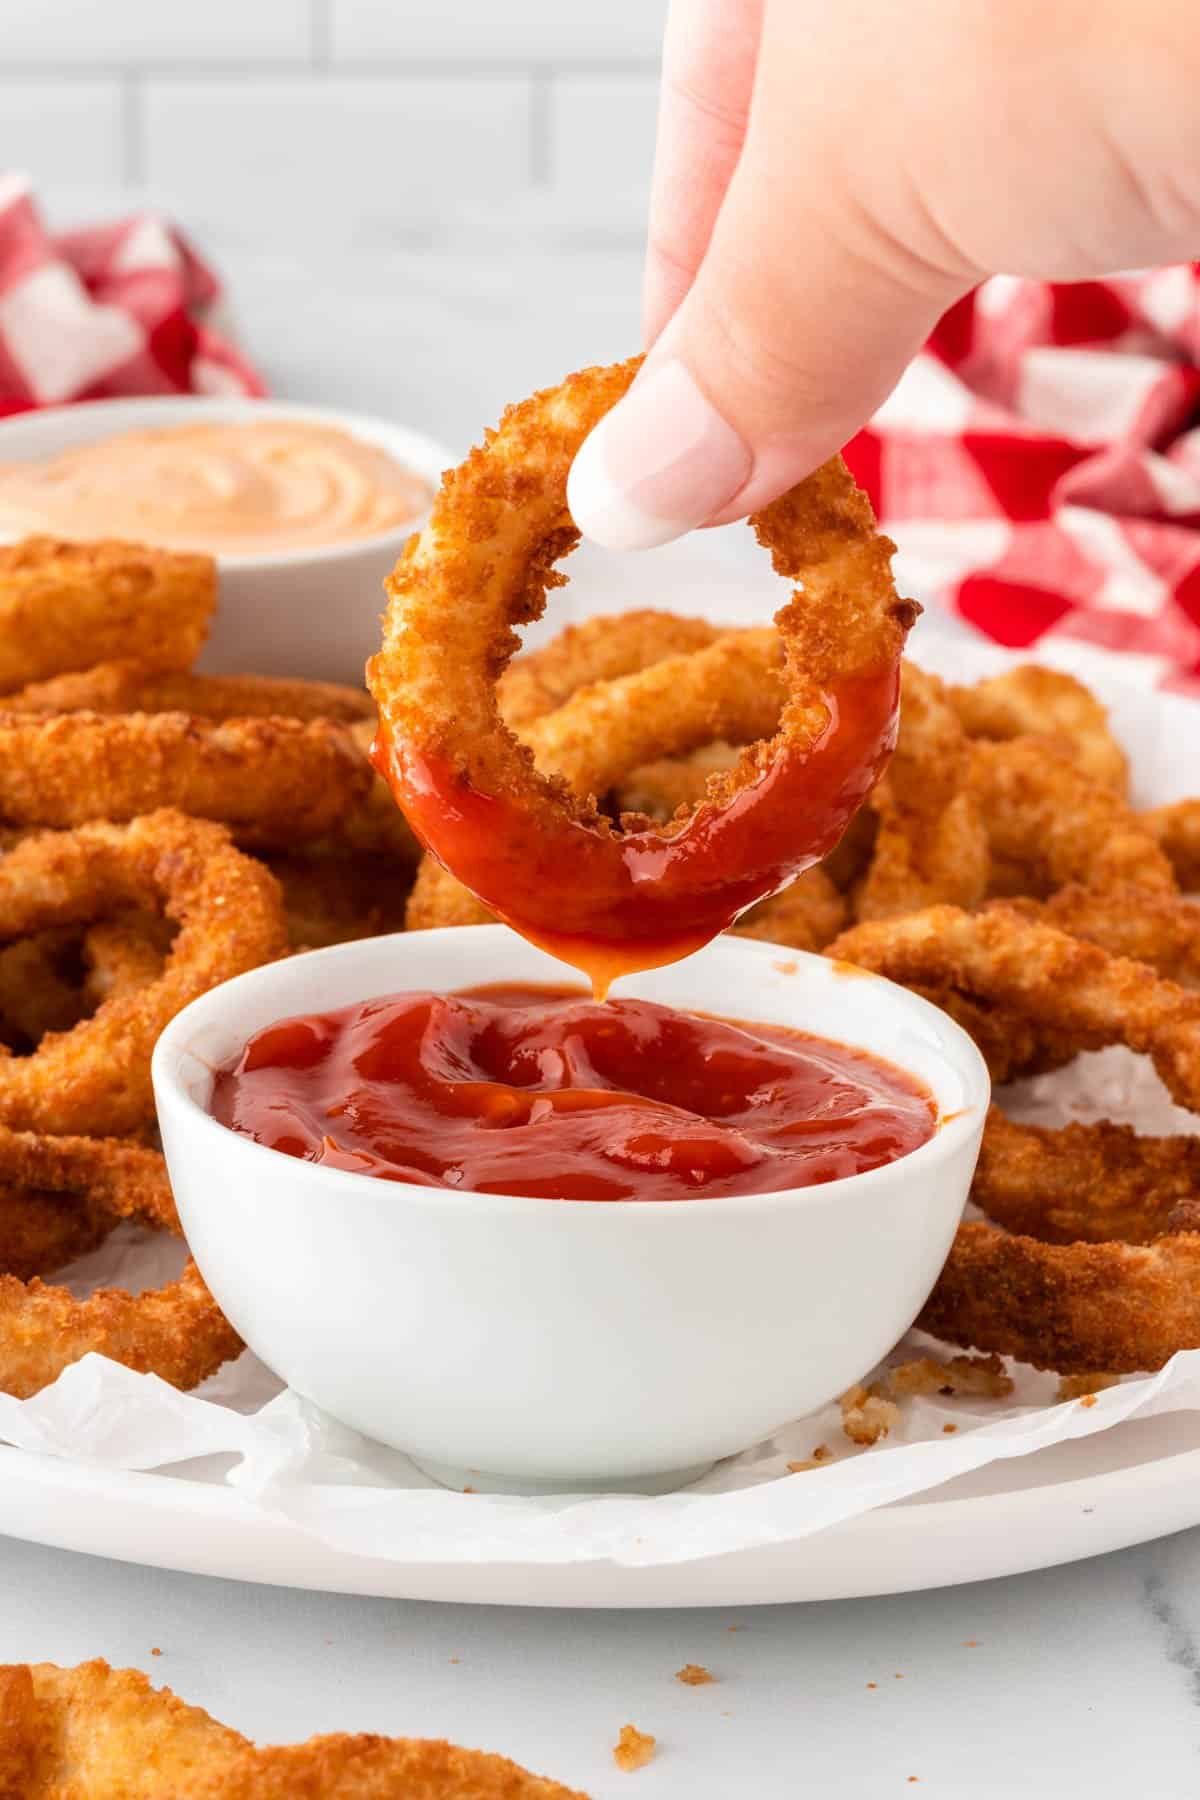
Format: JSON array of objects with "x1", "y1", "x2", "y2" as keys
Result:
[
  {"x1": 731, "y1": 868, "x2": 847, "y2": 951},
  {"x1": 0, "y1": 712, "x2": 372, "y2": 850},
  {"x1": 2, "y1": 662, "x2": 374, "y2": 725},
  {"x1": 0, "y1": 813, "x2": 286, "y2": 1135},
  {"x1": 267, "y1": 852, "x2": 413, "y2": 950},
  {"x1": 499, "y1": 611, "x2": 723, "y2": 729},
  {"x1": 948, "y1": 664, "x2": 1129, "y2": 793},
  {"x1": 1144, "y1": 797, "x2": 1200, "y2": 891},
  {"x1": 969, "y1": 737, "x2": 1174, "y2": 899},
  {"x1": 0, "y1": 1660, "x2": 589, "y2": 1798},
  {"x1": 0, "y1": 538, "x2": 214, "y2": 693}
]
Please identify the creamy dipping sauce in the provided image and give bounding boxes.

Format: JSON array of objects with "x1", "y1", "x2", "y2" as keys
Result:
[{"x1": 0, "y1": 419, "x2": 432, "y2": 555}]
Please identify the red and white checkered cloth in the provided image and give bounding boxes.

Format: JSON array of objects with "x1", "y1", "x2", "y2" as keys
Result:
[
  {"x1": 0, "y1": 172, "x2": 264, "y2": 417},
  {"x1": 844, "y1": 267, "x2": 1200, "y2": 694}
]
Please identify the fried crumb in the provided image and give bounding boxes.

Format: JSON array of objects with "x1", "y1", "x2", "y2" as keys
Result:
[
  {"x1": 908, "y1": 1778, "x2": 920, "y2": 1785},
  {"x1": 811, "y1": 1443, "x2": 831, "y2": 1461},
  {"x1": 149, "y1": 1648, "x2": 162, "y2": 1658},
  {"x1": 787, "y1": 1458, "x2": 822, "y2": 1473},
  {"x1": 866, "y1": 1682, "x2": 877, "y2": 1690},
  {"x1": 839, "y1": 1384, "x2": 901, "y2": 1446},
  {"x1": 1057, "y1": 1371, "x2": 1120, "y2": 1402},
  {"x1": 675, "y1": 1664, "x2": 714, "y2": 1687},
  {"x1": 613, "y1": 1724, "x2": 656, "y2": 1772},
  {"x1": 942, "y1": 1423, "x2": 958, "y2": 1434},
  {"x1": 1077, "y1": 1392, "x2": 1098, "y2": 1409},
  {"x1": 462, "y1": 1485, "x2": 476, "y2": 1493},
  {"x1": 726, "y1": 1625, "x2": 742, "y2": 1633},
  {"x1": 449, "y1": 1657, "x2": 461, "y2": 1665},
  {"x1": 962, "y1": 1640, "x2": 978, "y2": 1648},
  {"x1": 894, "y1": 1673, "x2": 904, "y2": 1680}
]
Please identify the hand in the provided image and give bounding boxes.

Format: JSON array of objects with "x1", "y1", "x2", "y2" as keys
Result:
[{"x1": 568, "y1": 0, "x2": 1200, "y2": 549}]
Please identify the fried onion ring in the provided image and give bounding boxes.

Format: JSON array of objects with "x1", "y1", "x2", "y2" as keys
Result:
[
  {"x1": 0, "y1": 1132, "x2": 240, "y2": 1397},
  {"x1": 1, "y1": 660, "x2": 374, "y2": 724},
  {"x1": 369, "y1": 357, "x2": 914, "y2": 987},
  {"x1": 948, "y1": 663, "x2": 1128, "y2": 793},
  {"x1": 0, "y1": 1660, "x2": 587, "y2": 1799},
  {"x1": 0, "y1": 711, "x2": 371, "y2": 850},
  {"x1": 499, "y1": 609, "x2": 723, "y2": 728},
  {"x1": 266, "y1": 851, "x2": 413, "y2": 949},
  {"x1": 0, "y1": 537, "x2": 214, "y2": 693},
  {"x1": 969, "y1": 737, "x2": 1174, "y2": 898},
  {"x1": 829, "y1": 905, "x2": 1200, "y2": 1372},
  {"x1": 0, "y1": 813, "x2": 286, "y2": 1135},
  {"x1": 1144, "y1": 798, "x2": 1200, "y2": 892}
]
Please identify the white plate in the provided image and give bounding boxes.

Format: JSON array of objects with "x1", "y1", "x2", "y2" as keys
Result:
[
  {"x1": 4, "y1": 1413, "x2": 1200, "y2": 1606},
  {"x1": 1, "y1": 617, "x2": 1197, "y2": 1605}
]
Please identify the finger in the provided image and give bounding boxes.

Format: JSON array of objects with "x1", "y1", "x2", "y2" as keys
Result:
[
  {"x1": 643, "y1": 0, "x2": 765, "y2": 346},
  {"x1": 570, "y1": 5, "x2": 971, "y2": 551}
]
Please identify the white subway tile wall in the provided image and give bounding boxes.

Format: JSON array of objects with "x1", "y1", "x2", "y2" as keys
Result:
[{"x1": 3, "y1": 0, "x2": 667, "y2": 244}]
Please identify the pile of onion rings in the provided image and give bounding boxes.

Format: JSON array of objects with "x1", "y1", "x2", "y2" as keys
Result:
[{"x1": 0, "y1": 532, "x2": 419, "y2": 1396}]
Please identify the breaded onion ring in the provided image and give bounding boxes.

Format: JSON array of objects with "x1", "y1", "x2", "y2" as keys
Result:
[
  {"x1": 499, "y1": 609, "x2": 723, "y2": 728},
  {"x1": 370, "y1": 357, "x2": 914, "y2": 986},
  {"x1": 0, "y1": 813, "x2": 286, "y2": 1135},
  {"x1": 0, "y1": 538, "x2": 214, "y2": 693},
  {"x1": 830, "y1": 906, "x2": 1200, "y2": 1372},
  {"x1": 969, "y1": 737, "x2": 1174, "y2": 898},
  {"x1": 266, "y1": 851, "x2": 413, "y2": 950},
  {"x1": 1144, "y1": 798, "x2": 1200, "y2": 892},
  {"x1": 0, "y1": 1660, "x2": 587, "y2": 1799},
  {"x1": 2, "y1": 660, "x2": 374, "y2": 724},
  {"x1": 730, "y1": 868, "x2": 848, "y2": 951},
  {"x1": 0, "y1": 1133, "x2": 239, "y2": 1397},
  {"x1": 1014, "y1": 884, "x2": 1200, "y2": 988},
  {"x1": 0, "y1": 711, "x2": 371, "y2": 850},
  {"x1": 854, "y1": 664, "x2": 989, "y2": 920},
  {"x1": 948, "y1": 663, "x2": 1129, "y2": 794}
]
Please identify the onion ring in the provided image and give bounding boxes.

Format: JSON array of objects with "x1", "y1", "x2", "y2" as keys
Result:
[
  {"x1": 369, "y1": 357, "x2": 915, "y2": 990},
  {"x1": 266, "y1": 851, "x2": 413, "y2": 950},
  {"x1": 0, "y1": 812, "x2": 286, "y2": 1135},
  {"x1": 499, "y1": 609, "x2": 723, "y2": 728},
  {"x1": 2, "y1": 661, "x2": 373, "y2": 724},
  {"x1": 1144, "y1": 798, "x2": 1200, "y2": 892},
  {"x1": 0, "y1": 537, "x2": 214, "y2": 693},
  {"x1": 948, "y1": 664, "x2": 1128, "y2": 793},
  {"x1": 0, "y1": 1660, "x2": 587, "y2": 1798},
  {"x1": 969, "y1": 737, "x2": 1174, "y2": 898},
  {"x1": 0, "y1": 1131, "x2": 239, "y2": 1397},
  {"x1": 0, "y1": 711, "x2": 372, "y2": 850},
  {"x1": 829, "y1": 905, "x2": 1200, "y2": 1372}
]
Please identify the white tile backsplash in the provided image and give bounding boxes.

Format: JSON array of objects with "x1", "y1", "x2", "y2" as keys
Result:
[
  {"x1": 143, "y1": 78, "x2": 534, "y2": 233},
  {"x1": 2, "y1": 0, "x2": 313, "y2": 64},
  {"x1": 2, "y1": 1, "x2": 664, "y2": 244},
  {"x1": 332, "y1": 0, "x2": 665, "y2": 63},
  {"x1": 1, "y1": 83, "x2": 125, "y2": 187}
]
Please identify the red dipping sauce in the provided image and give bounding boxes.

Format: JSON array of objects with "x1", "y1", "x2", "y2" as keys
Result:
[{"x1": 211, "y1": 984, "x2": 936, "y2": 1203}]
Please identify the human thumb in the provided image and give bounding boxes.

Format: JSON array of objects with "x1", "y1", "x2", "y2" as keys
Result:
[{"x1": 568, "y1": 69, "x2": 969, "y2": 548}]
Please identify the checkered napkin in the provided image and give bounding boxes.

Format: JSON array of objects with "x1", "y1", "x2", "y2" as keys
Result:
[
  {"x1": 0, "y1": 172, "x2": 264, "y2": 416},
  {"x1": 844, "y1": 268, "x2": 1200, "y2": 694}
]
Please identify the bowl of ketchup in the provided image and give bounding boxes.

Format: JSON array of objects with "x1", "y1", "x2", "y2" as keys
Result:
[{"x1": 153, "y1": 927, "x2": 989, "y2": 1496}]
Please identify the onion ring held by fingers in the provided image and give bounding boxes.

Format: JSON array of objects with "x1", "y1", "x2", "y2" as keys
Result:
[
  {"x1": 0, "y1": 813, "x2": 286, "y2": 1136},
  {"x1": 0, "y1": 1132, "x2": 239, "y2": 1397},
  {"x1": 829, "y1": 906, "x2": 1200, "y2": 1372},
  {"x1": 0, "y1": 537, "x2": 214, "y2": 692},
  {"x1": 948, "y1": 664, "x2": 1129, "y2": 793},
  {"x1": 0, "y1": 711, "x2": 371, "y2": 850},
  {"x1": 369, "y1": 357, "x2": 915, "y2": 990},
  {"x1": 2, "y1": 661, "x2": 374, "y2": 724}
]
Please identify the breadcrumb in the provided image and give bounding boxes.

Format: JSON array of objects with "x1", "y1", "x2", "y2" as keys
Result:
[
  {"x1": 787, "y1": 1459, "x2": 822, "y2": 1473},
  {"x1": 613, "y1": 1725, "x2": 656, "y2": 1772},
  {"x1": 840, "y1": 1352, "x2": 1015, "y2": 1445},
  {"x1": 674, "y1": 1665, "x2": 714, "y2": 1687},
  {"x1": 839, "y1": 1385, "x2": 901, "y2": 1446}
]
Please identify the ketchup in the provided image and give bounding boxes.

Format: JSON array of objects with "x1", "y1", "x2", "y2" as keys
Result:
[
  {"x1": 372, "y1": 665, "x2": 901, "y2": 996},
  {"x1": 211, "y1": 984, "x2": 935, "y2": 1203}
]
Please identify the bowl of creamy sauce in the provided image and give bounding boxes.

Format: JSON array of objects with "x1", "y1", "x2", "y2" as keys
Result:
[
  {"x1": 0, "y1": 416, "x2": 432, "y2": 557},
  {"x1": 0, "y1": 398, "x2": 453, "y2": 681}
]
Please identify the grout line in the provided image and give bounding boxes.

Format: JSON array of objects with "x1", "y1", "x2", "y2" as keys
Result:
[
  {"x1": 310, "y1": 0, "x2": 332, "y2": 68},
  {"x1": 0, "y1": 58, "x2": 659, "y2": 81},
  {"x1": 119, "y1": 71, "x2": 143, "y2": 183},
  {"x1": 529, "y1": 68, "x2": 551, "y2": 187}
]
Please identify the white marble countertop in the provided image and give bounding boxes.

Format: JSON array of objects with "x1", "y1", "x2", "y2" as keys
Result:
[{"x1": 7, "y1": 213, "x2": 1200, "y2": 1796}]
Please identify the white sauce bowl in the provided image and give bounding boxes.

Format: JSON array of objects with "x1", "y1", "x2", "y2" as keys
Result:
[
  {"x1": 0, "y1": 397, "x2": 452, "y2": 686},
  {"x1": 153, "y1": 927, "x2": 989, "y2": 1495}
]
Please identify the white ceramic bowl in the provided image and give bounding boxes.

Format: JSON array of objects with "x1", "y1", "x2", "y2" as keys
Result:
[
  {"x1": 152, "y1": 928, "x2": 990, "y2": 1495},
  {"x1": 0, "y1": 397, "x2": 452, "y2": 685}
]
